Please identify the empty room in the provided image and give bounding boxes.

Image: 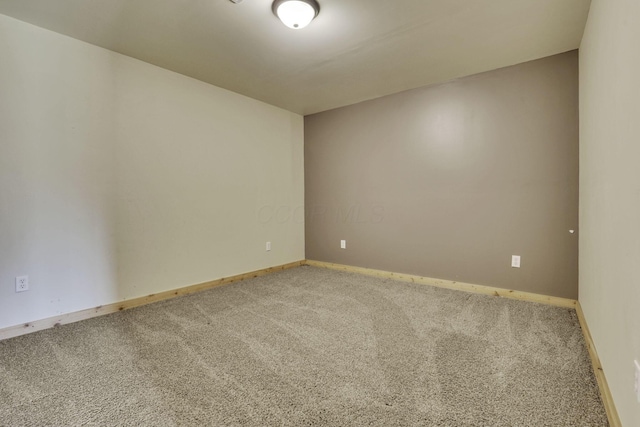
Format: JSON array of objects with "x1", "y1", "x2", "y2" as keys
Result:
[{"x1": 0, "y1": 0, "x2": 638, "y2": 425}]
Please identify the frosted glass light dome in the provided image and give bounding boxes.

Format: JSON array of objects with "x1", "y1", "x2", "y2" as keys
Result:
[{"x1": 273, "y1": 0, "x2": 319, "y2": 29}]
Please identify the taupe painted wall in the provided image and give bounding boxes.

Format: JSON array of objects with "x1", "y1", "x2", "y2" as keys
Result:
[{"x1": 305, "y1": 51, "x2": 579, "y2": 299}]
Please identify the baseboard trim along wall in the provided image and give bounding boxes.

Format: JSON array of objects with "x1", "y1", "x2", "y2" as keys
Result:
[
  {"x1": 575, "y1": 302, "x2": 622, "y2": 427},
  {"x1": 0, "y1": 261, "x2": 305, "y2": 342},
  {"x1": 304, "y1": 259, "x2": 620, "y2": 426},
  {"x1": 304, "y1": 260, "x2": 577, "y2": 308}
]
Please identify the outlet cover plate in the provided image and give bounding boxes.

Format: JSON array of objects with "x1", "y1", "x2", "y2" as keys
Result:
[
  {"x1": 511, "y1": 255, "x2": 521, "y2": 268},
  {"x1": 15, "y1": 276, "x2": 29, "y2": 292}
]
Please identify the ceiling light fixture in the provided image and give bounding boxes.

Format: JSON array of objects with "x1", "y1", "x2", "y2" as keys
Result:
[{"x1": 272, "y1": 0, "x2": 320, "y2": 30}]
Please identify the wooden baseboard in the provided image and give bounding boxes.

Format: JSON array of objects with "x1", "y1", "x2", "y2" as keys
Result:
[
  {"x1": 0, "y1": 260, "x2": 305, "y2": 342},
  {"x1": 304, "y1": 260, "x2": 577, "y2": 308},
  {"x1": 576, "y1": 302, "x2": 622, "y2": 427}
]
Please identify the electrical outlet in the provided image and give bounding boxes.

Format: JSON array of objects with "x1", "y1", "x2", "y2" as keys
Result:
[
  {"x1": 634, "y1": 360, "x2": 640, "y2": 403},
  {"x1": 15, "y1": 276, "x2": 29, "y2": 292},
  {"x1": 266, "y1": 241, "x2": 271, "y2": 251},
  {"x1": 511, "y1": 255, "x2": 521, "y2": 268},
  {"x1": 340, "y1": 240, "x2": 346, "y2": 249}
]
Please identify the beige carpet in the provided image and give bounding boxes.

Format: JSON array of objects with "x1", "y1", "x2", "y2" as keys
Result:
[{"x1": 0, "y1": 266, "x2": 607, "y2": 426}]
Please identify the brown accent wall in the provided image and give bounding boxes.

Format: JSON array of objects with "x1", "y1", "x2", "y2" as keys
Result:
[{"x1": 304, "y1": 51, "x2": 579, "y2": 299}]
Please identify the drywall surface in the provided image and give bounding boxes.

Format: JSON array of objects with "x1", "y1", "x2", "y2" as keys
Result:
[
  {"x1": 305, "y1": 52, "x2": 579, "y2": 299},
  {"x1": 579, "y1": 0, "x2": 640, "y2": 425},
  {"x1": 0, "y1": 14, "x2": 304, "y2": 329},
  {"x1": 113, "y1": 50, "x2": 304, "y2": 299},
  {"x1": 0, "y1": 14, "x2": 119, "y2": 328}
]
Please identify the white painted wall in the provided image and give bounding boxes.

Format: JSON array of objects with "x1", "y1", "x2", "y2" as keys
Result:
[
  {"x1": 579, "y1": 0, "x2": 640, "y2": 425},
  {"x1": 0, "y1": 14, "x2": 304, "y2": 329}
]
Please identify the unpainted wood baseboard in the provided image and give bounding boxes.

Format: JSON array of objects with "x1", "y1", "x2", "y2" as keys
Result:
[
  {"x1": 304, "y1": 259, "x2": 620, "y2": 427},
  {"x1": 0, "y1": 260, "x2": 304, "y2": 342},
  {"x1": 304, "y1": 259, "x2": 577, "y2": 308},
  {"x1": 576, "y1": 302, "x2": 622, "y2": 427}
]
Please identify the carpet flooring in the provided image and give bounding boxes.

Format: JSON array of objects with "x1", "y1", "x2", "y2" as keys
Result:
[{"x1": 0, "y1": 266, "x2": 608, "y2": 426}]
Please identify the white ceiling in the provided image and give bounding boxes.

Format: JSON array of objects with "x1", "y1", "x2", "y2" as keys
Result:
[{"x1": 0, "y1": 0, "x2": 591, "y2": 115}]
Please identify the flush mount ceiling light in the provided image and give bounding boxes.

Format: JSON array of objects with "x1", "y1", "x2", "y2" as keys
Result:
[{"x1": 272, "y1": 0, "x2": 320, "y2": 29}]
